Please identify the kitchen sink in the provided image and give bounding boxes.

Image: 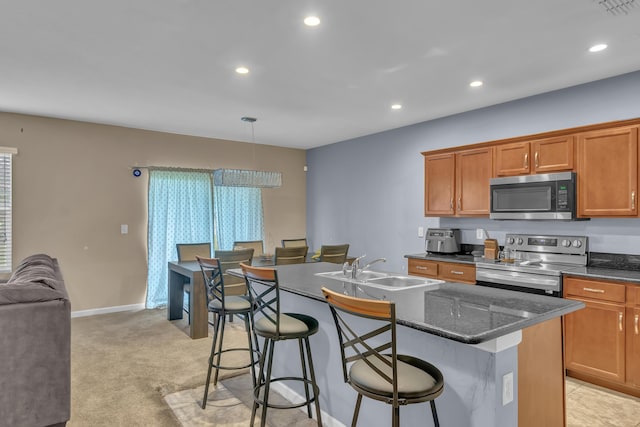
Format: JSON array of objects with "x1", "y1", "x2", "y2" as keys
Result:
[{"x1": 315, "y1": 270, "x2": 443, "y2": 291}]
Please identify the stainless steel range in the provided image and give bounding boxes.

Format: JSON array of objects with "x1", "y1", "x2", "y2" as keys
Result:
[{"x1": 475, "y1": 234, "x2": 588, "y2": 297}]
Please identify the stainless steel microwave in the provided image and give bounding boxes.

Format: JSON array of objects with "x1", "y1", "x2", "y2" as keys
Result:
[{"x1": 490, "y1": 172, "x2": 580, "y2": 220}]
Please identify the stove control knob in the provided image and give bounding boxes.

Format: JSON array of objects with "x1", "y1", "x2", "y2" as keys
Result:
[
  {"x1": 572, "y1": 239, "x2": 583, "y2": 248},
  {"x1": 506, "y1": 237, "x2": 515, "y2": 244},
  {"x1": 517, "y1": 238, "x2": 524, "y2": 245},
  {"x1": 561, "y1": 239, "x2": 571, "y2": 247}
]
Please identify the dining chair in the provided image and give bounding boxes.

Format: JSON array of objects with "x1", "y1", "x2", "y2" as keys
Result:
[
  {"x1": 281, "y1": 238, "x2": 308, "y2": 248},
  {"x1": 176, "y1": 243, "x2": 212, "y2": 323},
  {"x1": 197, "y1": 256, "x2": 260, "y2": 409},
  {"x1": 240, "y1": 263, "x2": 322, "y2": 427},
  {"x1": 319, "y1": 244, "x2": 350, "y2": 264},
  {"x1": 274, "y1": 246, "x2": 308, "y2": 265},
  {"x1": 322, "y1": 287, "x2": 444, "y2": 427},
  {"x1": 233, "y1": 240, "x2": 264, "y2": 257}
]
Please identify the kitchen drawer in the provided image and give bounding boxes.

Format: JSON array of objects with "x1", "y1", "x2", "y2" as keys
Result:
[
  {"x1": 408, "y1": 259, "x2": 438, "y2": 278},
  {"x1": 564, "y1": 277, "x2": 626, "y2": 303},
  {"x1": 439, "y1": 261, "x2": 476, "y2": 283}
]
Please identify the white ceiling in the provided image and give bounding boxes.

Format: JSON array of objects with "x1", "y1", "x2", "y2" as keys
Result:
[{"x1": 1, "y1": 1, "x2": 640, "y2": 149}]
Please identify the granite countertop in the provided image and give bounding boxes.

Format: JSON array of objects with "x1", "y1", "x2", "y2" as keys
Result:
[
  {"x1": 229, "y1": 262, "x2": 584, "y2": 345},
  {"x1": 406, "y1": 252, "x2": 640, "y2": 285}
]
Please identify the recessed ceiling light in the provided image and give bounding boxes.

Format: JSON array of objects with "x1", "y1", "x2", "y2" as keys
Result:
[
  {"x1": 304, "y1": 16, "x2": 320, "y2": 26},
  {"x1": 469, "y1": 80, "x2": 483, "y2": 88},
  {"x1": 391, "y1": 104, "x2": 402, "y2": 110},
  {"x1": 235, "y1": 66, "x2": 249, "y2": 74},
  {"x1": 589, "y1": 43, "x2": 608, "y2": 53}
]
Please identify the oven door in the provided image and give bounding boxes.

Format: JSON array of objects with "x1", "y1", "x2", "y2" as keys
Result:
[{"x1": 476, "y1": 268, "x2": 561, "y2": 297}]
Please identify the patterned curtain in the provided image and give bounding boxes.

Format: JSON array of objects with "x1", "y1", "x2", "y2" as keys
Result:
[
  {"x1": 213, "y1": 186, "x2": 264, "y2": 250},
  {"x1": 146, "y1": 170, "x2": 213, "y2": 308}
]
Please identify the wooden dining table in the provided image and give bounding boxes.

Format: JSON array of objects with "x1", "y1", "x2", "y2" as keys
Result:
[{"x1": 167, "y1": 255, "x2": 322, "y2": 339}]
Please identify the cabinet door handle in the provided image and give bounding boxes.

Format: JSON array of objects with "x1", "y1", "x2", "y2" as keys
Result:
[
  {"x1": 457, "y1": 197, "x2": 461, "y2": 210},
  {"x1": 534, "y1": 152, "x2": 539, "y2": 168},
  {"x1": 524, "y1": 153, "x2": 529, "y2": 168},
  {"x1": 415, "y1": 266, "x2": 428, "y2": 270},
  {"x1": 633, "y1": 191, "x2": 636, "y2": 210},
  {"x1": 583, "y1": 287, "x2": 605, "y2": 293},
  {"x1": 450, "y1": 199, "x2": 453, "y2": 209},
  {"x1": 619, "y1": 312, "x2": 623, "y2": 332},
  {"x1": 451, "y1": 270, "x2": 464, "y2": 275},
  {"x1": 635, "y1": 314, "x2": 639, "y2": 335}
]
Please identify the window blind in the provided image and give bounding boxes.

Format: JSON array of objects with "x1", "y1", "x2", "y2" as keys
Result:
[{"x1": 0, "y1": 151, "x2": 13, "y2": 272}]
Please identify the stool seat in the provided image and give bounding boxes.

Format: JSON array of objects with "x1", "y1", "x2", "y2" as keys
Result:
[
  {"x1": 209, "y1": 295, "x2": 251, "y2": 312},
  {"x1": 254, "y1": 313, "x2": 318, "y2": 338},
  {"x1": 350, "y1": 354, "x2": 443, "y2": 400}
]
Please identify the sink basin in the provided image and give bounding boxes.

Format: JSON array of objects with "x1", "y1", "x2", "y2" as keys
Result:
[
  {"x1": 363, "y1": 276, "x2": 443, "y2": 290},
  {"x1": 315, "y1": 270, "x2": 443, "y2": 291}
]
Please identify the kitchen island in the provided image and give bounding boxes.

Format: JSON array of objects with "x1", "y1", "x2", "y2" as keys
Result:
[{"x1": 229, "y1": 262, "x2": 584, "y2": 426}]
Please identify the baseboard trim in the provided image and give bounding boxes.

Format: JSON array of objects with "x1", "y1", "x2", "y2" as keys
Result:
[
  {"x1": 71, "y1": 303, "x2": 146, "y2": 318},
  {"x1": 269, "y1": 381, "x2": 345, "y2": 427}
]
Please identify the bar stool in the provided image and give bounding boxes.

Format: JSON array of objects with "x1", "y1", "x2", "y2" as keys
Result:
[
  {"x1": 322, "y1": 287, "x2": 444, "y2": 427},
  {"x1": 240, "y1": 263, "x2": 322, "y2": 427},
  {"x1": 197, "y1": 256, "x2": 260, "y2": 409}
]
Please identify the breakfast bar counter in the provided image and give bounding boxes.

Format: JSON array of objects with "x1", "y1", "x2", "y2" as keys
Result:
[{"x1": 228, "y1": 262, "x2": 583, "y2": 427}]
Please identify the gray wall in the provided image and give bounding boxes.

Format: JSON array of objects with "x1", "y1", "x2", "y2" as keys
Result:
[{"x1": 306, "y1": 71, "x2": 640, "y2": 274}]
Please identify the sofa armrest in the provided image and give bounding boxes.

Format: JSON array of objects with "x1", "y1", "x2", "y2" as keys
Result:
[{"x1": 0, "y1": 299, "x2": 71, "y2": 426}]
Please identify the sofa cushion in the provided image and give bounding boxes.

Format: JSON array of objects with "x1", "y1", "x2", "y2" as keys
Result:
[
  {"x1": 1, "y1": 254, "x2": 69, "y2": 304},
  {"x1": 0, "y1": 282, "x2": 67, "y2": 305}
]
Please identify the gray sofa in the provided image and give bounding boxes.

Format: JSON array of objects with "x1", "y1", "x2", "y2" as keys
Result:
[{"x1": 0, "y1": 254, "x2": 70, "y2": 427}]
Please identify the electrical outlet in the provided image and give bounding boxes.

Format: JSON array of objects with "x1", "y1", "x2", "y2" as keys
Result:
[
  {"x1": 502, "y1": 372, "x2": 514, "y2": 405},
  {"x1": 476, "y1": 228, "x2": 485, "y2": 239},
  {"x1": 418, "y1": 226, "x2": 425, "y2": 238}
]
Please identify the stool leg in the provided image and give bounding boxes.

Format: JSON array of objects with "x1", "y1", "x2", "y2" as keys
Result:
[
  {"x1": 259, "y1": 338, "x2": 276, "y2": 427},
  {"x1": 303, "y1": 337, "x2": 322, "y2": 426},
  {"x1": 244, "y1": 315, "x2": 257, "y2": 389},
  {"x1": 392, "y1": 405, "x2": 399, "y2": 427},
  {"x1": 430, "y1": 400, "x2": 440, "y2": 427},
  {"x1": 298, "y1": 338, "x2": 312, "y2": 418},
  {"x1": 351, "y1": 393, "x2": 363, "y2": 427},
  {"x1": 212, "y1": 312, "x2": 227, "y2": 386},
  {"x1": 251, "y1": 337, "x2": 269, "y2": 427},
  {"x1": 202, "y1": 312, "x2": 221, "y2": 409}
]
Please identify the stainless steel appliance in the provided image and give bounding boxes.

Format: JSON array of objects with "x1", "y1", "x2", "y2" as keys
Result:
[
  {"x1": 490, "y1": 172, "x2": 580, "y2": 220},
  {"x1": 475, "y1": 233, "x2": 588, "y2": 297},
  {"x1": 425, "y1": 228, "x2": 460, "y2": 254}
]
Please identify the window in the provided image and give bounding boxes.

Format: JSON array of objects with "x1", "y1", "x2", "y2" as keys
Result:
[
  {"x1": 0, "y1": 148, "x2": 15, "y2": 273},
  {"x1": 145, "y1": 169, "x2": 266, "y2": 308}
]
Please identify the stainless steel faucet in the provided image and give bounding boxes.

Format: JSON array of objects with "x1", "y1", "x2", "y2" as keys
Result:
[{"x1": 346, "y1": 255, "x2": 386, "y2": 280}]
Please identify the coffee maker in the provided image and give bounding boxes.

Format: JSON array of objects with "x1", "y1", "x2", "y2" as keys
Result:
[{"x1": 425, "y1": 228, "x2": 461, "y2": 254}]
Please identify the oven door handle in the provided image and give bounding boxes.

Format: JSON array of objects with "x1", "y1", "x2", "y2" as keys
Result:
[{"x1": 476, "y1": 270, "x2": 560, "y2": 291}]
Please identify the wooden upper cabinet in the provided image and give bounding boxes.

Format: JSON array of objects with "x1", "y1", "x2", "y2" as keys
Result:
[
  {"x1": 494, "y1": 136, "x2": 574, "y2": 176},
  {"x1": 455, "y1": 147, "x2": 493, "y2": 216},
  {"x1": 424, "y1": 148, "x2": 492, "y2": 217},
  {"x1": 424, "y1": 153, "x2": 455, "y2": 216},
  {"x1": 577, "y1": 125, "x2": 639, "y2": 217}
]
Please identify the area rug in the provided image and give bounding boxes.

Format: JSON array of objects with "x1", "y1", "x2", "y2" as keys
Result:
[{"x1": 164, "y1": 373, "x2": 318, "y2": 427}]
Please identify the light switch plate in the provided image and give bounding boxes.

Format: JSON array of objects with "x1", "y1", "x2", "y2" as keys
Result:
[
  {"x1": 502, "y1": 372, "x2": 514, "y2": 405},
  {"x1": 476, "y1": 228, "x2": 485, "y2": 239},
  {"x1": 121, "y1": 224, "x2": 128, "y2": 234}
]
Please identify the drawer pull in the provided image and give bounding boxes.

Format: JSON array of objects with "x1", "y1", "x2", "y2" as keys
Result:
[
  {"x1": 415, "y1": 266, "x2": 428, "y2": 270},
  {"x1": 524, "y1": 153, "x2": 529, "y2": 168},
  {"x1": 583, "y1": 287, "x2": 605, "y2": 294},
  {"x1": 635, "y1": 314, "x2": 639, "y2": 335},
  {"x1": 619, "y1": 312, "x2": 623, "y2": 332},
  {"x1": 451, "y1": 270, "x2": 464, "y2": 275}
]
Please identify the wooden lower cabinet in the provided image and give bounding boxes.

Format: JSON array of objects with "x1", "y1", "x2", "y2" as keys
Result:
[
  {"x1": 519, "y1": 318, "x2": 565, "y2": 427},
  {"x1": 563, "y1": 276, "x2": 640, "y2": 397},
  {"x1": 407, "y1": 258, "x2": 475, "y2": 284}
]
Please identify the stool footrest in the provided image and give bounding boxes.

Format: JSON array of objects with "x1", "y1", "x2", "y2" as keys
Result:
[
  {"x1": 253, "y1": 376, "x2": 320, "y2": 410},
  {"x1": 209, "y1": 348, "x2": 261, "y2": 371}
]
